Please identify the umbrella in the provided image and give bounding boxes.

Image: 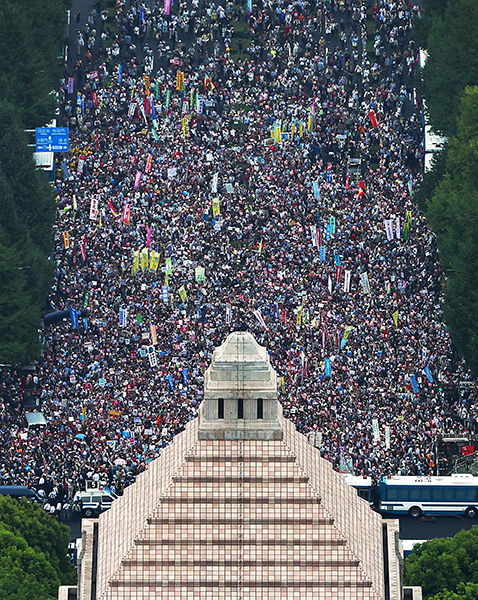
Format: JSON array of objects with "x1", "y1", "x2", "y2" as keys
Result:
[
  {"x1": 75, "y1": 433, "x2": 86, "y2": 440},
  {"x1": 114, "y1": 458, "x2": 127, "y2": 466}
]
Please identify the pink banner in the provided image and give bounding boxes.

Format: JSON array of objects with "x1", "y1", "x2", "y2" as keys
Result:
[
  {"x1": 164, "y1": 0, "x2": 170, "y2": 15},
  {"x1": 123, "y1": 203, "x2": 130, "y2": 225},
  {"x1": 134, "y1": 171, "x2": 142, "y2": 189},
  {"x1": 147, "y1": 227, "x2": 151, "y2": 246}
]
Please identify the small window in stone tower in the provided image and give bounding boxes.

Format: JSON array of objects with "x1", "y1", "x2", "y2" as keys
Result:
[
  {"x1": 257, "y1": 398, "x2": 263, "y2": 419},
  {"x1": 218, "y1": 398, "x2": 224, "y2": 419},
  {"x1": 237, "y1": 398, "x2": 244, "y2": 419}
]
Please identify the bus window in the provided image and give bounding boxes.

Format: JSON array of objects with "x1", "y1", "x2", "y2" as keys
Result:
[
  {"x1": 443, "y1": 488, "x2": 454, "y2": 502},
  {"x1": 432, "y1": 488, "x2": 443, "y2": 501},
  {"x1": 410, "y1": 488, "x2": 420, "y2": 501},
  {"x1": 466, "y1": 489, "x2": 477, "y2": 502},
  {"x1": 421, "y1": 488, "x2": 431, "y2": 501},
  {"x1": 455, "y1": 489, "x2": 466, "y2": 501},
  {"x1": 387, "y1": 487, "x2": 398, "y2": 501}
]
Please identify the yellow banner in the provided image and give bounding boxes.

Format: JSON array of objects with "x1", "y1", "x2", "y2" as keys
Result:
[
  {"x1": 165, "y1": 257, "x2": 172, "y2": 275},
  {"x1": 63, "y1": 231, "x2": 69, "y2": 248},
  {"x1": 140, "y1": 248, "x2": 149, "y2": 270},
  {"x1": 212, "y1": 197, "x2": 220, "y2": 217},
  {"x1": 149, "y1": 251, "x2": 160, "y2": 272},
  {"x1": 178, "y1": 285, "x2": 187, "y2": 303},
  {"x1": 132, "y1": 250, "x2": 139, "y2": 274},
  {"x1": 392, "y1": 311, "x2": 399, "y2": 327}
]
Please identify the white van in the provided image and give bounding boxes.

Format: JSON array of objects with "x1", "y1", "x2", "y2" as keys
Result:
[{"x1": 74, "y1": 490, "x2": 117, "y2": 518}]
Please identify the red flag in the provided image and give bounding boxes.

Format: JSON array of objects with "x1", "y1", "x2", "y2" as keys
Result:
[
  {"x1": 345, "y1": 176, "x2": 350, "y2": 190},
  {"x1": 108, "y1": 198, "x2": 117, "y2": 217},
  {"x1": 462, "y1": 445, "x2": 474, "y2": 456},
  {"x1": 335, "y1": 266, "x2": 342, "y2": 285},
  {"x1": 369, "y1": 109, "x2": 378, "y2": 128}
]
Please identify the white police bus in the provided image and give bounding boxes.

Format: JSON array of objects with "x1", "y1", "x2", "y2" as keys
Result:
[{"x1": 344, "y1": 473, "x2": 478, "y2": 518}]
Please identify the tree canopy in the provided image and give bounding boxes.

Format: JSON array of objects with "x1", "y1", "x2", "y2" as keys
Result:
[
  {"x1": 0, "y1": 100, "x2": 55, "y2": 364},
  {"x1": 0, "y1": 0, "x2": 68, "y2": 364},
  {"x1": 425, "y1": 87, "x2": 478, "y2": 374},
  {"x1": 0, "y1": 496, "x2": 76, "y2": 599},
  {"x1": 420, "y1": 0, "x2": 478, "y2": 137},
  {"x1": 404, "y1": 526, "x2": 478, "y2": 599},
  {"x1": 0, "y1": 0, "x2": 69, "y2": 128}
]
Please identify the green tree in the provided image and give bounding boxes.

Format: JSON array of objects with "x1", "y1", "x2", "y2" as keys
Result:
[
  {"x1": 0, "y1": 497, "x2": 76, "y2": 599},
  {"x1": 0, "y1": 497, "x2": 76, "y2": 584},
  {"x1": 404, "y1": 527, "x2": 478, "y2": 599},
  {"x1": 0, "y1": 0, "x2": 70, "y2": 128},
  {"x1": 0, "y1": 100, "x2": 55, "y2": 364},
  {"x1": 425, "y1": 87, "x2": 478, "y2": 373},
  {"x1": 420, "y1": 0, "x2": 478, "y2": 136}
]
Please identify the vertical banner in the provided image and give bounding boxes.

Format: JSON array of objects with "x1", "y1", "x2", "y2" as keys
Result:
[
  {"x1": 369, "y1": 109, "x2": 378, "y2": 128},
  {"x1": 164, "y1": 0, "x2": 170, "y2": 15},
  {"x1": 324, "y1": 358, "x2": 331, "y2": 378},
  {"x1": 145, "y1": 154, "x2": 153, "y2": 174},
  {"x1": 134, "y1": 171, "x2": 142, "y2": 189},
  {"x1": 119, "y1": 306, "x2": 128, "y2": 328},
  {"x1": 161, "y1": 285, "x2": 169, "y2": 304},
  {"x1": 385, "y1": 426, "x2": 390, "y2": 450},
  {"x1": 178, "y1": 286, "x2": 187, "y2": 303},
  {"x1": 313, "y1": 180, "x2": 320, "y2": 199},
  {"x1": 118, "y1": 64, "x2": 122, "y2": 84},
  {"x1": 396, "y1": 216, "x2": 400, "y2": 240},
  {"x1": 226, "y1": 304, "x2": 232, "y2": 324},
  {"x1": 63, "y1": 231, "x2": 70, "y2": 248},
  {"x1": 344, "y1": 270, "x2": 351, "y2": 292},
  {"x1": 310, "y1": 225, "x2": 317, "y2": 247},
  {"x1": 147, "y1": 346, "x2": 158, "y2": 367},
  {"x1": 165, "y1": 257, "x2": 172, "y2": 275},
  {"x1": 68, "y1": 77, "x2": 74, "y2": 94},
  {"x1": 150, "y1": 324, "x2": 158, "y2": 345},
  {"x1": 384, "y1": 219, "x2": 394, "y2": 241},
  {"x1": 212, "y1": 197, "x2": 220, "y2": 217},
  {"x1": 335, "y1": 265, "x2": 342, "y2": 285},
  {"x1": 140, "y1": 248, "x2": 149, "y2": 270},
  {"x1": 77, "y1": 155, "x2": 85, "y2": 174},
  {"x1": 182, "y1": 368, "x2": 188, "y2": 387},
  {"x1": 360, "y1": 272, "x2": 371, "y2": 294},
  {"x1": 410, "y1": 374, "x2": 419, "y2": 394},
  {"x1": 123, "y1": 203, "x2": 130, "y2": 225},
  {"x1": 211, "y1": 172, "x2": 219, "y2": 194},
  {"x1": 149, "y1": 251, "x2": 160, "y2": 271},
  {"x1": 424, "y1": 366, "x2": 434, "y2": 384},
  {"x1": 69, "y1": 308, "x2": 78, "y2": 330},
  {"x1": 372, "y1": 418, "x2": 380, "y2": 442}
]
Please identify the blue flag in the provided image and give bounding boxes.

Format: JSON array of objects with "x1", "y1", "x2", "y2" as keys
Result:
[
  {"x1": 424, "y1": 366, "x2": 434, "y2": 384},
  {"x1": 69, "y1": 308, "x2": 78, "y2": 330},
  {"x1": 167, "y1": 374, "x2": 174, "y2": 391},
  {"x1": 410, "y1": 374, "x2": 419, "y2": 394}
]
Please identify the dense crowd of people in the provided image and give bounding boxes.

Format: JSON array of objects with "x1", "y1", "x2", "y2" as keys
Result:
[{"x1": 1, "y1": 0, "x2": 477, "y2": 515}]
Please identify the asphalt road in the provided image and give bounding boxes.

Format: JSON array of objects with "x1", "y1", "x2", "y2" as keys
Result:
[{"x1": 399, "y1": 513, "x2": 472, "y2": 541}]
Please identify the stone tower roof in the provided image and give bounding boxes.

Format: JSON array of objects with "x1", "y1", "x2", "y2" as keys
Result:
[{"x1": 94, "y1": 333, "x2": 386, "y2": 599}]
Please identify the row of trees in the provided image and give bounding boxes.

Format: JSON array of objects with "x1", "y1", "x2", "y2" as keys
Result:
[
  {"x1": 416, "y1": 0, "x2": 478, "y2": 374},
  {"x1": 0, "y1": 497, "x2": 76, "y2": 599},
  {"x1": 0, "y1": 0, "x2": 69, "y2": 364},
  {"x1": 404, "y1": 527, "x2": 478, "y2": 600}
]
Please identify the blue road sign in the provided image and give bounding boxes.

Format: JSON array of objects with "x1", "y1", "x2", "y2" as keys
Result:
[{"x1": 35, "y1": 127, "x2": 69, "y2": 152}]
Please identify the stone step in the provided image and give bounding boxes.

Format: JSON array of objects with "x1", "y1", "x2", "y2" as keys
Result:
[{"x1": 146, "y1": 517, "x2": 334, "y2": 525}]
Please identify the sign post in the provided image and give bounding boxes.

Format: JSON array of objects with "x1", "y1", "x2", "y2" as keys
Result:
[{"x1": 35, "y1": 127, "x2": 69, "y2": 152}]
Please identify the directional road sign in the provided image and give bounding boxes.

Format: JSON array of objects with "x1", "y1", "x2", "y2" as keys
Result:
[{"x1": 35, "y1": 127, "x2": 69, "y2": 152}]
